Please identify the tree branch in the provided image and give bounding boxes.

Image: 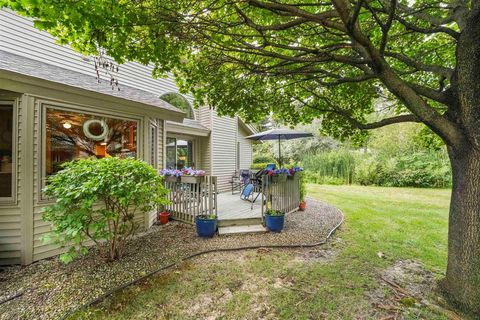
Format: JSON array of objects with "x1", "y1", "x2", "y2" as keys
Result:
[{"x1": 385, "y1": 51, "x2": 453, "y2": 78}]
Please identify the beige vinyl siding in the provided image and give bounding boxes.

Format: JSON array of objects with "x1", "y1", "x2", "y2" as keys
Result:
[
  {"x1": 197, "y1": 106, "x2": 212, "y2": 174},
  {"x1": 211, "y1": 111, "x2": 237, "y2": 192},
  {"x1": 0, "y1": 94, "x2": 21, "y2": 265},
  {"x1": 238, "y1": 124, "x2": 253, "y2": 170},
  {"x1": 0, "y1": 9, "x2": 193, "y2": 102}
]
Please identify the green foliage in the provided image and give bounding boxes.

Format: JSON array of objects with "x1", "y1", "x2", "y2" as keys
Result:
[
  {"x1": 299, "y1": 172, "x2": 306, "y2": 202},
  {"x1": 265, "y1": 209, "x2": 284, "y2": 216},
  {"x1": 42, "y1": 158, "x2": 169, "y2": 263},
  {"x1": 302, "y1": 150, "x2": 355, "y2": 185},
  {"x1": 250, "y1": 162, "x2": 270, "y2": 170},
  {"x1": 1, "y1": 0, "x2": 456, "y2": 144},
  {"x1": 355, "y1": 152, "x2": 452, "y2": 188},
  {"x1": 414, "y1": 127, "x2": 445, "y2": 151},
  {"x1": 253, "y1": 155, "x2": 276, "y2": 164},
  {"x1": 197, "y1": 214, "x2": 217, "y2": 220},
  {"x1": 159, "y1": 93, "x2": 194, "y2": 119}
]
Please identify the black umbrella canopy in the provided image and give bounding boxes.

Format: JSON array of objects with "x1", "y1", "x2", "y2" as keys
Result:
[
  {"x1": 245, "y1": 129, "x2": 313, "y2": 141},
  {"x1": 246, "y1": 129, "x2": 313, "y2": 167}
]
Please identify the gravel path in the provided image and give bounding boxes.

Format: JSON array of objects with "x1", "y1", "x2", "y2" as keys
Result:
[{"x1": 0, "y1": 198, "x2": 343, "y2": 320}]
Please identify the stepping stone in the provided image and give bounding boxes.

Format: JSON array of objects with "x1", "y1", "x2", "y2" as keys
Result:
[{"x1": 218, "y1": 224, "x2": 267, "y2": 235}]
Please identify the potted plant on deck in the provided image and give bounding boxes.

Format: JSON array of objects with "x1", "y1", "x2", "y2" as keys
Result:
[
  {"x1": 264, "y1": 202, "x2": 285, "y2": 232},
  {"x1": 181, "y1": 167, "x2": 206, "y2": 184},
  {"x1": 196, "y1": 214, "x2": 217, "y2": 237},
  {"x1": 160, "y1": 169, "x2": 182, "y2": 183}
]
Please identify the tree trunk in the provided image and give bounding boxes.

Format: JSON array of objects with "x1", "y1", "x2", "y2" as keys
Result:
[{"x1": 442, "y1": 146, "x2": 480, "y2": 315}]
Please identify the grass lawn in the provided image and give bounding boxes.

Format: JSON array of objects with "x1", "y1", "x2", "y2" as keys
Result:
[{"x1": 71, "y1": 185, "x2": 453, "y2": 320}]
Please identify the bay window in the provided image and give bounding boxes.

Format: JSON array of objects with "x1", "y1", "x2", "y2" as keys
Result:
[{"x1": 45, "y1": 106, "x2": 138, "y2": 177}]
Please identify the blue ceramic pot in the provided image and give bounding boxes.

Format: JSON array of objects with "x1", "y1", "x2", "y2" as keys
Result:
[
  {"x1": 196, "y1": 217, "x2": 217, "y2": 237},
  {"x1": 265, "y1": 214, "x2": 285, "y2": 233}
]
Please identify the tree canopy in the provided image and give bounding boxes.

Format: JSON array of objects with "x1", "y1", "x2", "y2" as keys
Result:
[{"x1": 1, "y1": 0, "x2": 466, "y2": 146}]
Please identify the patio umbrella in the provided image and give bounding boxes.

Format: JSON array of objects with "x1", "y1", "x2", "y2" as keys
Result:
[{"x1": 246, "y1": 129, "x2": 313, "y2": 167}]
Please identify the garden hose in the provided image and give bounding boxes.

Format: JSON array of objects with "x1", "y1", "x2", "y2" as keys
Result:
[
  {"x1": 0, "y1": 291, "x2": 23, "y2": 306},
  {"x1": 59, "y1": 208, "x2": 344, "y2": 320}
]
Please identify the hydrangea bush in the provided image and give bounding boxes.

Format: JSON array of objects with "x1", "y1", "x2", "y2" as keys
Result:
[{"x1": 43, "y1": 158, "x2": 169, "y2": 263}]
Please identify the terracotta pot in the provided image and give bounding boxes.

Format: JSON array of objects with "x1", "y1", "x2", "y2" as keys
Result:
[
  {"x1": 299, "y1": 201, "x2": 306, "y2": 211},
  {"x1": 159, "y1": 211, "x2": 170, "y2": 224}
]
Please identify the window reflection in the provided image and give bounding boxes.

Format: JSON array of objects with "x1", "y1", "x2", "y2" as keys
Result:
[
  {"x1": 0, "y1": 104, "x2": 13, "y2": 198},
  {"x1": 166, "y1": 137, "x2": 193, "y2": 170},
  {"x1": 46, "y1": 107, "x2": 137, "y2": 176}
]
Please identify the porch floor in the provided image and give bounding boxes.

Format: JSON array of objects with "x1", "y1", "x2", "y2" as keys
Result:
[{"x1": 216, "y1": 192, "x2": 262, "y2": 220}]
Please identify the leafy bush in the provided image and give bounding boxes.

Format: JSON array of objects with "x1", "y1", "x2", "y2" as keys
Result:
[
  {"x1": 42, "y1": 158, "x2": 169, "y2": 263},
  {"x1": 251, "y1": 162, "x2": 270, "y2": 170},
  {"x1": 355, "y1": 151, "x2": 451, "y2": 188}
]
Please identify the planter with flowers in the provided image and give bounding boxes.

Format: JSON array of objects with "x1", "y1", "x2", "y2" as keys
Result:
[
  {"x1": 288, "y1": 166, "x2": 304, "y2": 180},
  {"x1": 196, "y1": 214, "x2": 217, "y2": 237},
  {"x1": 267, "y1": 168, "x2": 289, "y2": 183},
  {"x1": 181, "y1": 167, "x2": 206, "y2": 184},
  {"x1": 264, "y1": 209, "x2": 285, "y2": 232},
  {"x1": 160, "y1": 169, "x2": 182, "y2": 183}
]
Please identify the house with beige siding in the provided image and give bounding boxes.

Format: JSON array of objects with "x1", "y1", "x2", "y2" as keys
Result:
[{"x1": 0, "y1": 9, "x2": 255, "y2": 265}]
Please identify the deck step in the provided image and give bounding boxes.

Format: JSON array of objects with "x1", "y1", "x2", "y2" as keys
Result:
[
  {"x1": 218, "y1": 224, "x2": 267, "y2": 235},
  {"x1": 218, "y1": 217, "x2": 262, "y2": 227}
]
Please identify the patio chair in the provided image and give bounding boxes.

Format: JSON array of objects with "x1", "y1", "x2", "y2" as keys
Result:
[
  {"x1": 240, "y1": 164, "x2": 276, "y2": 209},
  {"x1": 230, "y1": 169, "x2": 251, "y2": 194}
]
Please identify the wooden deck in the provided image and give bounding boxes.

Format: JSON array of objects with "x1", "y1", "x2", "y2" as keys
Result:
[{"x1": 216, "y1": 192, "x2": 262, "y2": 221}]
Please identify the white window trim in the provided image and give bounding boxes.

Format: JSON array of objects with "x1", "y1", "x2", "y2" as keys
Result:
[{"x1": 0, "y1": 100, "x2": 17, "y2": 205}]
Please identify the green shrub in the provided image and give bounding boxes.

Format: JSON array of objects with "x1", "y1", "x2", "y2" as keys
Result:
[
  {"x1": 354, "y1": 151, "x2": 451, "y2": 188},
  {"x1": 251, "y1": 162, "x2": 270, "y2": 170},
  {"x1": 42, "y1": 158, "x2": 169, "y2": 263},
  {"x1": 253, "y1": 155, "x2": 277, "y2": 164}
]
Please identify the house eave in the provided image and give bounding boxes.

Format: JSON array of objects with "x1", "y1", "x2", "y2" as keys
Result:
[
  {"x1": 0, "y1": 70, "x2": 186, "y2": 122},
  {"x1": 165, "y1": 121, "x2": 211, "y2": 137},
  {"x1": 238, "y1": 117, "x2": 257, "y2": 135}
]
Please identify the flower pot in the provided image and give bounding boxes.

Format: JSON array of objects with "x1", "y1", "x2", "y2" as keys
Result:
[
  {"x1": 299, "y1": 201, "x2": 306, "y2": 211},
  {"x1": 265, "y1": 214, "x2": 285, "y2": 232},
  {"x1": 272, "y1": 174, "x2": 287, "y2": 183},
  {"x1": 159, "y1": 211, "x2": 170, "y2": 225},
  {"x1": 181, "y1": 175, "x2": 204, "y2": 184},
  {"x1": 165, "y1": 176, "x2": 180, "y2": 183},
  {"x1": 195, "y1": 216, "x2": 217, "y2": 237}
]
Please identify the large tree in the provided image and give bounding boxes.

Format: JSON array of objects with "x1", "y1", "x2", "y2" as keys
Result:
[{"x1": 3, "y1": 0, "x2": 479, "y2": 314}]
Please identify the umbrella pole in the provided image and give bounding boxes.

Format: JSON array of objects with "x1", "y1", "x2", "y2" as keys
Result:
[{"x1": 278, "y1": 136, "x2": 282, "y2": 167}]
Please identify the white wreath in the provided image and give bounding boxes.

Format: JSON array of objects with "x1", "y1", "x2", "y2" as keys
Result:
[{"x1": 83, "y1": 119, "x2": 109, "y2": 141}]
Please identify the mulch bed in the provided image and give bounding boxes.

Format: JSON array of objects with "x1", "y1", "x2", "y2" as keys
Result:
[{"x1": 0, "y1": 198, "x2": 343, "y2": 320}]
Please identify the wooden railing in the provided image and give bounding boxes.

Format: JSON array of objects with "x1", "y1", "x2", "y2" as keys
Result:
[
  {"x1": 261, "y1": 174, "x2": 301, "y2": 217},
  {"x1": 163, "y1": 176, "x2": 217, "y2": 224}
]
